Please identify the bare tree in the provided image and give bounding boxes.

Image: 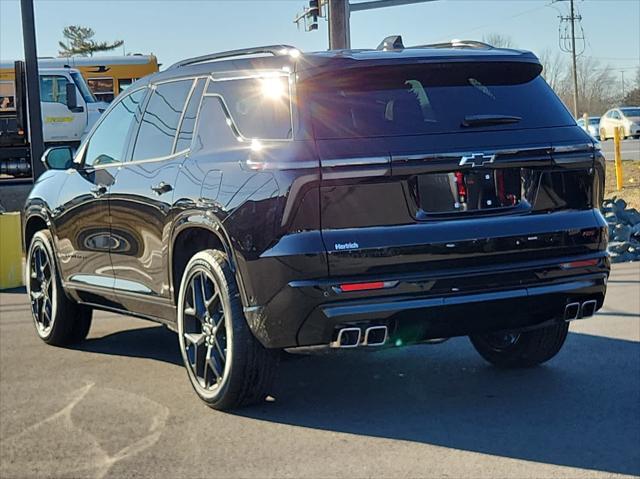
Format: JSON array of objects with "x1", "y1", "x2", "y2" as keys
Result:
[
  {"x1": 562, "y1": 56, "x2": 616, "y2": 116},
  {"x1": 538, "y1": 48, "x2": 567, "y2": 92},
  {"x1": 622, "y1": 67, "x2": 640, "y2": 105},
  {"x1": 482, "y1": 33, "x2": 514, "y2": 48}
]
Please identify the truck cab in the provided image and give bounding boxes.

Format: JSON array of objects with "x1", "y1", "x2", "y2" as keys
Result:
[
  {"x1": 0, "y1": 63, "x2": 108, "y2": 148},
  {"x1": 1, "y1": 62, "x2": 108, "y2": 181},
  {"x1": 36, "y1": 67, "x2": 108, "y2": 145}
]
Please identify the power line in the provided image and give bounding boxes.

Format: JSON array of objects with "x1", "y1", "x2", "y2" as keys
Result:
[
  {"x1": 437, "y1": 4, "x2": 549, "y2": 43},
  {"x1": 557, "y1": 0, "x2": 584, "y2": 117}
]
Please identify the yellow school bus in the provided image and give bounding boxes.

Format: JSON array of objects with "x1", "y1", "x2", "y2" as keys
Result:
[{"x1": 38, "y1": 55, "x2": 159, "y2": 102}]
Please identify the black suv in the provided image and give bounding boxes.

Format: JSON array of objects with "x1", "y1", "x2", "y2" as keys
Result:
[{"x1": 24, "y1": 38, "x2": 609, "y2": 410}]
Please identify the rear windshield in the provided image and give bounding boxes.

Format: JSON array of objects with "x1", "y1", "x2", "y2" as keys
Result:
[{"x1": 302, "y1": 62, "x2": 574, "y2": 139}]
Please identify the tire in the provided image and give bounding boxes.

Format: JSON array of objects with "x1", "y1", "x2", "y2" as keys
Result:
[
  {"x1": 26, "y1": 230, "x2": 92, "y2": 346},
  {"x1": 469, "y1": 322, "x2": 569, "y2": 368},
  {"x1": 176, "y1": 249, "x2": 279, "y2": 410}
]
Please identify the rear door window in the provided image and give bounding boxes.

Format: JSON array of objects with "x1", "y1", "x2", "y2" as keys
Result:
[
  {"x1": 302, "y1": 62, "x2": 575, "y2": 139},
  {"x1": 132, "y1": 79, "x2": 192, "y2": 161}
]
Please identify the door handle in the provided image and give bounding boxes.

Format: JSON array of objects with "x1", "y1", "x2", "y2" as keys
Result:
[
  {"x1": 91, "y1": 184, "x2": 107, "y2": 196},
  {"x1": 151, "y1": 181, "x2": 173, "y2": 195}
]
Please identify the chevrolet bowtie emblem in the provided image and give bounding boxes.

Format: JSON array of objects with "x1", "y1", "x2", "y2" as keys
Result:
[{"x1": 459, "y1": 153, "x2": 496, "y2": 168}]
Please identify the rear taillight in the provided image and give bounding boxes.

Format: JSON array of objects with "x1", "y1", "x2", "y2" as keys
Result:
[
  {"x1": 560, "y1": 259, "x2": 599, "y2": 269},
  {"x1": 338, "y1": 281, "x2": 397, "y2": 292},
  {"x1": 454, "y1": 171, "x2": 467, "y2": 199}
]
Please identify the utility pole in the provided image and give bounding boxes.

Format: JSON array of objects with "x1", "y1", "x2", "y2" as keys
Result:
[
  {"x1": 558, "y1": 0, "x2": 584, "y2": 118},
  {"x1": 328, "y1": 0, "x2": 350, "y2": 49},
  {"x1": 296, "y1": 0, "x2": 438, "y2": 50},
  {"x1": 621, "y1": 70, "x2": 626, "y2": 99},
  {"x1": 569, "y1": 0, "x2": 579, "y2": 118},
  {"x1": 19, "y1": 0, "x2": 45, "y2": 179}
]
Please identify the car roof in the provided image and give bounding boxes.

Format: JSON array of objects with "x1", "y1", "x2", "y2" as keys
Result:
[{"x1": 139, "y1": 45, "x2": 540, "y2": 86}]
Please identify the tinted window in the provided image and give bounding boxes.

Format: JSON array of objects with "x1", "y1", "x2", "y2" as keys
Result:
[
  {"x1": 302, "y1": 62, "x2": 575, "y2": 139},
  {"x1": 40, "y1": 75, "x2": 69, "y2": 104},
  {"x1": 83, "y1": 88, "x2": 146, "y2": 167},
  {"x1": 207, "y1": 76, "x2": 292, "y2": 139},
  {"x1": 132, "y1": 80, "x2": 191, "y2": 160},
  {"x1": 175, "y1": 79, "x2": 205, "y2": 152},
  {"x1": 611, "y1": 111, "x2": 621, "y2": 120}
]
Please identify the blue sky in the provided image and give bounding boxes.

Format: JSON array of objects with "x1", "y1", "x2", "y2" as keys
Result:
[{"x1": 1, "y1": 0, "x2": 638, "y2": 81}]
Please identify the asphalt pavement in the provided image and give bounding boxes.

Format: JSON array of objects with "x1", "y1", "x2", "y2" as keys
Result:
[
  {"x1": 600, "y1": 138, "x2": 640, "y2": 161},
  {"x1": 1, "y1": 263, "x2": 639, "y2": 478}
]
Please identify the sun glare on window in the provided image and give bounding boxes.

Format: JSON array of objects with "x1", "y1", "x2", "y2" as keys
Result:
[{"x1": 260, "y1": 77, "x2": 286, "y2": 100}]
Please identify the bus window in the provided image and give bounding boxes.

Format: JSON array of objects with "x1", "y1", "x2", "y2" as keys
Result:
[
  {"x1": 87, "y1": 78, "x2": 114, "y2": 102},
  {"x1": 0, "y1": 81, "x2": 15, "y2": 111},
  {"x1": 118, "y1": 78, "x2": 136, "y2": 92}
]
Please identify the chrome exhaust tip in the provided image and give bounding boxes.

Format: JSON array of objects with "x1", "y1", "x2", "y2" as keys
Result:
[
  {"x1": 363, "y1": 325, "x2": 388, "y2": 346},
  {"x1": 330, "y1": 327, "x2": 362, "y2": 348},
  {"x1": 581, "y1": 300, "x2": 598, "y2": 318},
  {"x1": 564, "y1": 302, "x2": 581, "y2": 321}
]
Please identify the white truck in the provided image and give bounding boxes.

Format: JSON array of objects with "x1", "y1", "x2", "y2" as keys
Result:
[
  {"x1": 1, "y1": 61, "x2": 108, "y2": 145},
  {"x1": 1, "y1": 61, "x2": 108, "y2": 179}
]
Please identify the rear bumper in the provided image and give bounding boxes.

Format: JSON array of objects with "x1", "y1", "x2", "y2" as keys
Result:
[
  {"x1": 302, "y1": 272, "x2": 607, "y2": 347},
  {"x1": 246, "y1": 254, "x2": 609, "y2": 348}
]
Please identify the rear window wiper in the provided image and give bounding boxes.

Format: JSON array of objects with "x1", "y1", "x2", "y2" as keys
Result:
[{"x1": 462, "y1": 114, "x2": 522, "y2": 127}]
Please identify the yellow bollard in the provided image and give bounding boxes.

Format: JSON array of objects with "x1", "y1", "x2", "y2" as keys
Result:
[
  {"x1": 614, "y1": 126, "x2": 623, "y2": 191},
  {"x1": 0, "y1": 212, "x2": 24, "y2": 289}
]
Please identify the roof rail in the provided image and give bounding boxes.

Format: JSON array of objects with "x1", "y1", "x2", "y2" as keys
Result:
[
  {"x1": 168, "y1": 45, "x2": 299, "y2": 69},
  {"x1": 410, "y1": 40, "x2": 494, "y2": 50}
]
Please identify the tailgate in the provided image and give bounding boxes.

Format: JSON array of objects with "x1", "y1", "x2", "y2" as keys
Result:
[{"x1": 318, "y1": 128, "x2": 604, "y2": 278}]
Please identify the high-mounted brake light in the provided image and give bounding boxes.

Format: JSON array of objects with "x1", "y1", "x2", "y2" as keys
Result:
[{"x1": 560, "y1": 259, "x2": 599, "y2": 269}]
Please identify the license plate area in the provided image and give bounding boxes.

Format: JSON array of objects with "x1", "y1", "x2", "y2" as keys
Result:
[{"x1": 416, "y1": 168, "x2": 523, "y2": 217}]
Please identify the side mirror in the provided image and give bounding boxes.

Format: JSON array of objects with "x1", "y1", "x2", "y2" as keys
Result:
[
  {"x1": 66, "y1": 83, "x2": 78, "y2": 111},
  {"x1": 42, "y1": 146, "x2": 74, "y2": 170}
]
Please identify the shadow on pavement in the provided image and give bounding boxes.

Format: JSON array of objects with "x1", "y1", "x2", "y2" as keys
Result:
[
  {"x1": 0, "y1": 286, "x2": 26, "y2": 295},
  {"x1": 75, "y1": 325, "x2": 182, "y2": 366},
  {"x1": 239, "y1": 332, "x2": 640, "y2": 476},
  {"x1": 64, "y1": 323, "x2": 639, "y2": 475}
]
